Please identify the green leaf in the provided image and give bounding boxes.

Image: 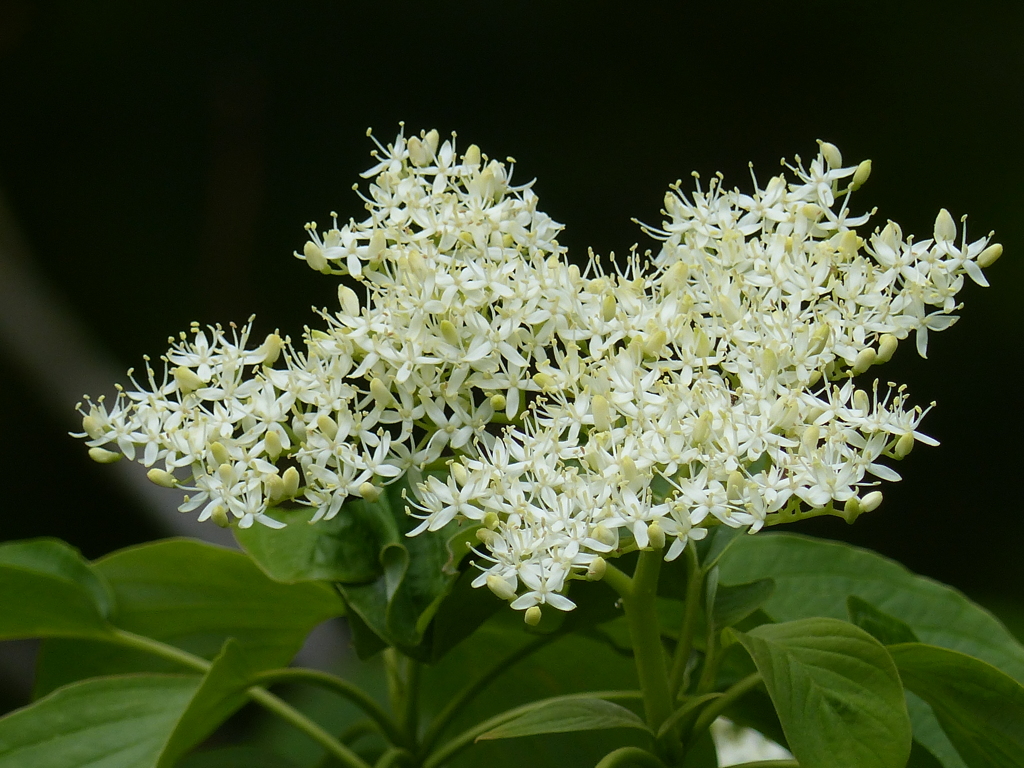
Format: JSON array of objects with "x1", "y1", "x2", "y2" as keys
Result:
[
  {"x1": 0, "y1": 538, "x2": 114, "y2": 640},
  {"x1": 34, "y1": 539, "x2": 344, "y2": 695},
  {"x1": 159, "y1": 640, "x2": 258, "y2": 767},
  {"x1": 235, "y1": 499, "x2": 398, "y2": 584},
  {"x1": 847, "y1": 595, "x2": 919, "y2": 646},
  {"x1": 890, "y1": 643, "x2": 1024, "y2": 768},
  {"x1": 718, "y1": 533, "x2": 1024, "y2": 768},
  {"x1": 713, "y1": 578, "x2": 775, "y2": 629},
  {"x1": 1, "y1": 640, "x2": 260, "y2": 768},
  {"x1": 475, "y1": 697, "x2": 651, "y2": 741},
  {"x1": 734, "y1": 617, "x2": 911, "y2": 768},
  {"x1": 0, "y1": 674, "x2": 200, "y2": 767},
  {"x1": 177, "y1": 746, "x2": 301, "y2": 768}
]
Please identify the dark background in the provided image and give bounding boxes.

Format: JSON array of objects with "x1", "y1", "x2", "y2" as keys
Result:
[{"x1": 1, "y1": 0, "x2": 1021, "y2": 711}]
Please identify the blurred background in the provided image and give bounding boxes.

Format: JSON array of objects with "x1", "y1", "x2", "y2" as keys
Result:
[{"x1": 1, "y1": 0, "x2": 1021, "y2": 715}]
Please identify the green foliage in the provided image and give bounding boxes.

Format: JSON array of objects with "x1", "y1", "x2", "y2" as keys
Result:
[
  {"x1": 475, "y1": 697, "x2": 651, "y2": 741},
  {"x1": 734, "y1": 617, "x2": 912, "y2": 768},
  {"x1": 0, "y1": 538, "x2": 114, "y2": 640},
  {"x1": 890, "y1": 643, "x2": 1024, "y2": 768}
]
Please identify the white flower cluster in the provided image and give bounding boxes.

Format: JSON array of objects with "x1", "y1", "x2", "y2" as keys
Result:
[{"x1": 76, "y1": 129, "x2": 1001, "y2": 615}]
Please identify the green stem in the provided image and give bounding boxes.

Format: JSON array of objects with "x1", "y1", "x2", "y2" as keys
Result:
[
  {"x1": 668, "y1": 545, "x2": 702, "y2": 698},
  {"x1": 726, "y1": 762, "x2": 798, "y2": 768},
  {"x1": 418, "y1": 634, "x2": 553, "y2": 755},
  {"x1": 374, "y1": 746, "x2": 415, "y2": 768},
  {"x1": 594, "y1": 746, "x2": 667, "y2": 768},
  {"x1": 622, "y1": 550, "x2": 674, "y2": 733},
  {"x1": 689, "y1": 672, "x2": 763, "y2": 740},
  {"x1": 110, "y1": 629, "x2": 372, "y2": 768},
  {"x1": 384, "y1": 648, "x2": 420, "y2": 748},
  {"x1": 250, "y1": 667, "x2": 403, "y2": 746},
  {"x1": 421, "y1": 691, "x2": 642, "y2": 768}
]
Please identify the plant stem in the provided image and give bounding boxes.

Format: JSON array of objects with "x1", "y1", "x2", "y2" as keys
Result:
[
  {"x1": 421, "y1": 690, "x2": 642, "y2": 768},
  {"x1": 594, "y1": 746, "x2": 668, "y2": 767},
  {"x1": 418, "y1": 634, "x2": 553, "y2": 755},
  {"x1": 621, "y1": 549, "x2": 674, "y2": 733},
  {"x1": 250, "y1": 667, "x2": 403, "y2": 746},
  {"x1": 668, "y1": 544, "x2": 702, "y2": 698},
  {"x1": 688, "y1": 672, "x2": 763, "y2": 740},
  {"x1": 384, "y1": 648, "x2": 420, "y2": 748},
  {"x1": 726, "y1": 762, "x2": 798, "y2": 768},
  {"x1": 110, "y1": 629, "x2": 373, "y2": 768}
]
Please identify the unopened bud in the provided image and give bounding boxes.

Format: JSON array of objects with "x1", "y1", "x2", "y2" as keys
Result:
[
  {"x1": 81, "y1": 414, "x2": 105, "y2": 440},
  {"x1": 895, "y1": 432, "x2": 915, "y2": 459},
  {"x1": 369, "y1": 378, "x2": 394, "y2": 407},
  {"x1": 593, "y1": 524, "x2": 618, "y2": 548},
  {"x1": 210, "y1": 442, "x2": 231, "y2": 466},
  {"x1": 486, "y1": 574, "x2": 517, "y2": 601},
  {"x1": 451, "y1": 461, "x2": 469, "y2": 486},
  {"x1": 217, "y1": 463, "x2": 235, "y2": 486},
  {"x1": 439, "y1": 319, "x2": 460, "y2": 347},
  {"x1": 801, "y1": 425, "x2": 820, "y2": 452},
  {"x1": 476, "y1": 528, "x2": 496, "y2": 547},
  {"x1": 463, "y1": 143, "x2": 481, "y2": 168},
  {"x1": 592, "y1": 394, "x2": 613, "y2": 432},
  {"x1": 316, "y1": 414, "x2": 338, "y2": 440},
  {"x1": 147, "y1": 468, "x2": 177, "y2": 488},
  {"x1": 368, "y1": 229, "x2": 387, "y2": 262},
  {"x1": 819, "y1": 141, "x2": 842, "y2": 168},
  {"x1": 483, "y1": 511, "x2": 500, "y2": 530},
  {"x1": 861, "y1": 491, "x2": 883, "y2": 512},
  {"x1": 210, "y1": 505, "x2": 230, "y2": 528},
  {"x1": 260, "y1": 333, "x2": 284, "y2": 365},
  {"x1": 808, "y1": 325, "x2": 830, "y2": 357},
  {"x1": 717, "y1": 292, "x2": 742, "y2": 325},
  {"x1": 424, "y1": 129, "x2": 439, "y2": 156},
  {"x1": 851, "y1": 159, "x2": 872, "y2": 190},
  {"x1": 264, "y1": 429, "x2": 283, "y2": 461},
  {"x1": 524, "y1": 605, "x2": 543, "y2": 626},
  {"x1": 266, "y1": 473, "x2": 285, "y2": 502},
  {"x1": 407, "y1": 136, "x2": 429, "y2": 167},
  {"x1": 647, "y1": 522, "x2": 666, "y2": 550},
  {"x1": 876, "y1": 334, "x2": 898, "y2": 364},
  {"x1": 532, "y1": 372, "x2": 556, "y2": 390},
  {"x1": 587, "y1": 557, "x2": 607, "y2": 581},
  {"x1": 173, "y1": 366, "x2": 204, "y2": 394},
  {"x1": 978, "y1": 243, "x2": 1003, "y2": 268},
  {"x1": 838, "y1": 230, "x2": 860, "y2": 259},
  {"x1": 853, "y1": 389, "x2": 871, "y2": 414},
  {"x1": 727, "y1": 471, "x2": 746, "y2": 502},
  {"x1": 643, "y1": 329, "x2": 667, "y2": 357},
  {"x1": 338, "y1": 286, "x2": 360, "y2": 317},
  {"x1": 620, "y1": 455, "x2": 638, "y2": 483},
  {"x1": 490, "y1": 393, "x2": 506, "y2": 410},
  {"x1": 88, "y1": 447, "x2": 122, "y2": 464},
  {"x1": 761, "y1": 347, "x2": 778, "y2": 377},
  {"x1": 843, "y1": 497, "x2": 863, "y2": 523},
  {"x1": 851, "y1": 347, "x2": 877, "y2": 375},
  {"x1": 691, "y1": 412, "x2": 713, "y2": 444},
  {"x1": 281, "y1": 466, "x2": 300, "y2": 498},
  {"x1": 934, "y1": 208, "x2": 956, "y2": 242},
  {"x1": 303, "y1": 241, "x2": 328, "y2": 272},
  {"x1": 359, "y1": 482, "x2": 382, "y2": 502}
]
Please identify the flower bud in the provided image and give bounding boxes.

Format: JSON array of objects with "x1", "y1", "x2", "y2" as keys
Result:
[
  {"x1": 338, "y1": 286, "x2": 360, "y2": 317},
  {"x1": 978, "y1": 243, "x2": 1003, "y2": 268},
  {"x1": 266, "y1": 473, "x2": 285, "y2": 502},
  {"x1": 851, "y1": 159, "x2": 872, "y2": 190},
  {"x1": 934, "y1": 208, "x2": 956, "y2": 243},
  {"x1": 264, "y1": 429, "x2": 283, "y2": 461},
  {"x1": 532, "y1": 372, "x2": 556, "y2": 390},
  {"x1": 486, "y1": 574, "x2": 517, "y2": 601},
  {"x1": 147, "y1": 468, "x2": 177, "y2": 488},
  {"x1": 210, "y1": 505, "x2": 231, "y2": 528},
  {"x1": 894, "y1": 432, "x2": 915, "y2": 459},
  {"x1": 368, "y1": 229, "x2": 387, "y2": 262},
  {"x1": 691, "y1": 412, "x2": 713, "y2": 444},
  {"x1": 587, "y1": 557, "x2": 607, "y2": 581},
  {"x1": 281, "y1": 466, "x2": 300, "y2": 498},
  {"x1": 424, "y1": 129, "x2": 439, "y2": 156},
  {"x1": 359, "y1": 482, "x2": 382, "y2": 502},
  {"x1": 601, "y1": 293, "x2": 617, "y2": 322},
  {"x1": 876, "y1": 334, "x2": 898, "y2": 364},
  {"x1": 81, "y1": 414, "x2": 105, "y2": 440},
  {"x1": 861, "y1": 491, "x2": 883, "y2": 512},
  {"x1": 451, "y1": 461, "x2": 469, "y2": 487},
  {"x1": 838, "y1": 230, "x2": 860, "y2": 259},
  {"x1": 463, "y1": 143, "x2": 481, "y2": 168},
  {"x1": 303, "y1": 241, "x2": 328, "y2": 272},
  {"x1": 524, "y1": 606, "x2": 543, "y2": 626},
  {"x1": 483, "y1": 511, "x2": 500, "y2": 530},
  {"x1": 370, "y1": 377, "x2": 394, "y2": 407},
  {"x1": 801, "y1": 425, "x2": 820, "y2": 452},
  {"x1": 843, "y1": 496, "x2": 863, "y2": 523},
  {"x1": 808, "y1": 325, "x2": 830, "y2": 357},
  {"x1": 173, "y1": 366, "x2": 204, "y2": 394},
  {"x1": 851, "y1": 347, "x2": 877, "y2": 375},
  {"x1": 819, "y1": 141, "x2": 842, "y2": 168},
  {"x1": 407, "y1": 136, "x2": 429, "y2": 167},
  {"x1": 316, "y1": 414, "x2": 338, "y2": 441},
  {"x1": 439, "y1": 319, "x2": 460, "y2": 347},
  {"x1": 210, "y1": 442, "x2": 231, "y2": 466},
  {"x1": 88, "y1": 447, "x2": 122, "y2": 464},
  {"x1": 647, "y1": 521, "x2": 666, "y2": 550},
  {"x1": 259, "y1": 333, "x2": 284, "y2": 365},
  {"x1": 490, "y1": 393, "x2": 506, "y2": 411},
  {"x1": 726, "y1": 471, "x2": 745, "y2": 502},
  {"x1": 643, "y1": 329, "x2": 667, "y2": 357},
  {"x1": 853, "y1": 389, "x2": 871, "y2": 414}
]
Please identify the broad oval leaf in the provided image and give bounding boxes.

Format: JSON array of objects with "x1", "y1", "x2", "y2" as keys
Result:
[
  {"x1": 0, "y1": 538, "x2": 114, "y2": 640},
  {"x1": 0, "y1": 674, "x2": 200, "y2": 767},
  {"x1": 890, "y1": 643, "x2": 1024, "y2": 768},
  {"x1": 34, "y1": 539, "x2": 344, "y2": 695},
  {"x1": 719, "y1": 533, "x2": 1024, "y2": 767},
  {"x1": 847, "y1": 596, "x2": 919, "y2": 646},
  {"x1": 734, "y1": 617, "x2": 911, "y2": 768},
  {"x1": 475, "y1": 697, "x2": 650, "y2": 741}
]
